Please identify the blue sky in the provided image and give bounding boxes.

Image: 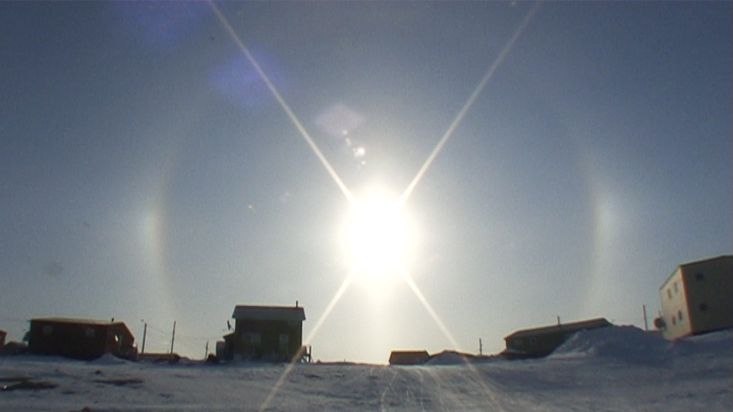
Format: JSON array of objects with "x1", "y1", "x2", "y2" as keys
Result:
[{"x1": 1, "y1": 1, "x2": 730, "y2": 362}]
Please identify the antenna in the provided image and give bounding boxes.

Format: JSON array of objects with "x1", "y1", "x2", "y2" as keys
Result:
[
  {"x1": 170, "y1": 321, "x2": 176, "y2": 354},
  {"x1": 642, "y1": 304, "x2": 649, "y2": 331}
]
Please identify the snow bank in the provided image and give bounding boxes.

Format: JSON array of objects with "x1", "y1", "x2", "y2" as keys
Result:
[
  {"x1": 87, "y1": 353, "x2": 128, "y2": 365},
  {"x1": 670, "y1": 329, "x2": 733, "y2": 357},
  {"x1": 426, "y1": 351, "x2": 498, "y2": 365},
  {"x1": 550, "y1": 325, "x2": 670, "y2": 363},
  {"x1": 551, "y1": 325, "x2": 733, "y2": 364},
  {"x1": 426, "y1": 351, "x2": 469, "y2": 365}
]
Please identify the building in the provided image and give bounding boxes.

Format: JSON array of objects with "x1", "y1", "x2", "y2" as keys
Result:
[
  {"x1": 503, "y1": 318, "x2": 612, "y2": 358},
  {"x1": 28, "y1": 318, "x2": 136, "y2": 360},
  {"x1": 655, "y1": 255, "x2": 733, "y2": 340},
  {"x1": 389, "y1": 350, "x2": 430, "y2": 365},
  {"x1": 222, "y1": 304, "x2": 306, "y2": 362},
  {"x1": 137, "y1": 352, "x2": 181, "y2": 363},
  {"x1": 0, "y1": 330, "x2": 6, "y2": 348}
]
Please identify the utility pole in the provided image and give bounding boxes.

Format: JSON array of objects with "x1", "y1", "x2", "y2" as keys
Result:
[
  {"x1": 557, "y1": 316, "x2": 561, "y2": 326},
  {"x1": 141, "y1": 321, "x2": 147, "y2": 354},
  {"x1": 642, "y1": 304, "x2": 649, "y2": 331},
  {"x1": 170, "y1": 321, "x2": 176, "y2": 354},
  {"x1": 204, "y1": 341, "x2": 209, "y2": 360},
  {"x1": 479, "y1": 338, "x2": 483, "y2": 356}
]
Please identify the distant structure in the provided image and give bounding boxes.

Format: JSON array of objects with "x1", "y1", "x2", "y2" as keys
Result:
[
  {"x1": 220, "y1": 304, "x2": 306, "y2": 362},
  {"x1": 28, "y1": 318, "x2": 136, "y2": 360},
  {"x1": 137, "y1": 352, "x2": 181, "y2": 363},
  {"x1": 503, "y1": 318, "x2": 612, "y2": 358},
  {"x1": 655, "y1": 255, "x2": 733, "y2": 340},
  {"x1": 389, "y1": 350, "x2": 430, "y2": 365},
  {"x1": 0, "y1": 329, "x2": 6, "y2": 348}
]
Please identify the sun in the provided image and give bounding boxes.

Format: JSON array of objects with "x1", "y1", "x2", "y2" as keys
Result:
[{"x1": 340, "y1": 186, "x2": 419, "y2": 286}]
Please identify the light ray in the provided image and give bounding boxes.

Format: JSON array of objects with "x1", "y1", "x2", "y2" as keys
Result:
[
  {"x1": 303, "y1": 272, "x2": 355, "y2": 347},
  {"x1": 401, "y1": 273, "x2": 460, "y2": 349},
  {"x1": 259, "y1": 272, "x2": 355, "y2": 411},
  {"x1": 207, "y1": 1, "x2": 354, "y2": 203},
  {"x1": 399, "y1": 2, "x2": 542, "y2": 207},
  {"x1": 402, "y1": 272, "x2": 504, "y2": 409}
]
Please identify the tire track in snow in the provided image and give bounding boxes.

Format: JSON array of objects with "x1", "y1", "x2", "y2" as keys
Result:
[{"x1": 379, "y1": 368, "x2": 400, "y2": 412}]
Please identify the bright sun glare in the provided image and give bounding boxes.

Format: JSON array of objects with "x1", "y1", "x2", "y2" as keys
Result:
[{"x1": 341, "y1": 187, "x2": 418, "y2": 286}]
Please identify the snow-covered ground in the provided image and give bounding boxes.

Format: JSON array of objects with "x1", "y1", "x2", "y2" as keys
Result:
[{"x1": 1, "y1": 326, "x2": 730, "y2": 411}]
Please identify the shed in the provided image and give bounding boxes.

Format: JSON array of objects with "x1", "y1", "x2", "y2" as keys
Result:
[
  {"x1": 503, "y1": 318, "x2": 612, "y2": 358},
  {"x1": 28, "y1": 318, "x2": 136, "y2": 360},
  {"x1": 224, "y1": 305, "x2": 306, "y2": 362},
  {"x1": 389, "y1": 350, "x2": 430, "y2": 365}
]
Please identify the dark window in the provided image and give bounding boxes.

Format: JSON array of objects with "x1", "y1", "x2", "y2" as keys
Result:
[
  {"x1": 667, "y1": 289, "x2": 672, "y2": 299},
  {"x1": 699, "y1": 303, "x2": 708, "y2": 311},
  {"x1": 695, "y1": 272, "x2": 705, "y2": 281},
  {"x1": 42, "y1": 325, "x2": 53, "y2": 335},
  {"x1": 677, "y1": 310, "x2": 683, "y2": 321},
  {"x1": 85, "y1": 328, "x2": 95, "y2": 338},
  {"x1": 673, "y1": 282, "x2": 678, "y2": 293}
]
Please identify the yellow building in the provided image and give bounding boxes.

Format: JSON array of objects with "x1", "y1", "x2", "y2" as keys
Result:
[{"x1": 656, "y1": 255, "x2": 733, "y2": 340}]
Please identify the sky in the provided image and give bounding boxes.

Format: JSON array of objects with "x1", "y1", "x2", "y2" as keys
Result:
[{"x1": 1, "y1": 1, "x2": 730, "y2": 363}]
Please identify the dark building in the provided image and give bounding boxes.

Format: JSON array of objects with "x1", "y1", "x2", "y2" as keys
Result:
[
  {"x1": 222, "y1": 305, "x2": 305, "y2": 362},
  {"x1": 0, "y1": 330, "x2": 6, "y2": 348},
  {"x1": 28, "y1": 318, "x2": 136, "y2": 360},
  {"x1": 389, "y1": 350, "x2": 430, "y2": 365},
  {"x1": 503, "y1": 318, "x2": 612, "y2": 358}
]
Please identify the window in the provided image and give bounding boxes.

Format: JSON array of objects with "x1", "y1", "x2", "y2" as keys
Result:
[
  {"x1": 695, "y1": 272, "x2": 705, "y2": 281},
  {"x1": 699, "y1": 303, "x2": 708, "y2": 311},
  {"x1": 667, "y1": 288, "x2": 672, "y2": 299},
  {"x1": 672, "y1": 317, "x2": 676, "y2": 325},
  {"x1": 677, "y1": 310, "x2": 683, "y2": 322},
  {"x1": 673, "y1": 282, "x2": 678, "y2": 293},
  {"x1": 514, "y1": 338, "x2": 524, "y2": 347},
  {"x1": 241, "y1": 332, "x2": 261, "y2": 345}
]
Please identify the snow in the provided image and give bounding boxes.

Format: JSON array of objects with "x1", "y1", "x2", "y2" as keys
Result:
[{"x1": 1, "y1": 326, "x2": 730, "y2": 411}]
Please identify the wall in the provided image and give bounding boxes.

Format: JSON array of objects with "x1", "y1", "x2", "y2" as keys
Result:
[
  {"x1": 682, "y1": 258, "x2": 733, "y2": 334},
  {"x1": 233, "y1": 319, "x2": 303, "y2": 361},
  {"x1": 659, "y1": 268, "x2": 692, "y2": 339}
]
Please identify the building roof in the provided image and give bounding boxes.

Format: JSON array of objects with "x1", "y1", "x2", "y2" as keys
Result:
[
  {"x1": 679, "y1": 255, "x2": 733, "y2": 268},
  {"x1": 232, "y1": 305, "x2": 305, "y2": 321},
  {"x1": 31, "y1": 317, "x2": 126, "y2": 327},
  {"x1": 504, "y1": 318, "x2": 611, "y2": 340},
  {"x1": 660, "y1": 255, "x2": 733, "y2": 288}
]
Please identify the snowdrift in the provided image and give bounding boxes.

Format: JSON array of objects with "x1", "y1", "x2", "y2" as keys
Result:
[{"x1": 550, "y1": 325, "x2": 732, "y2": 363}]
